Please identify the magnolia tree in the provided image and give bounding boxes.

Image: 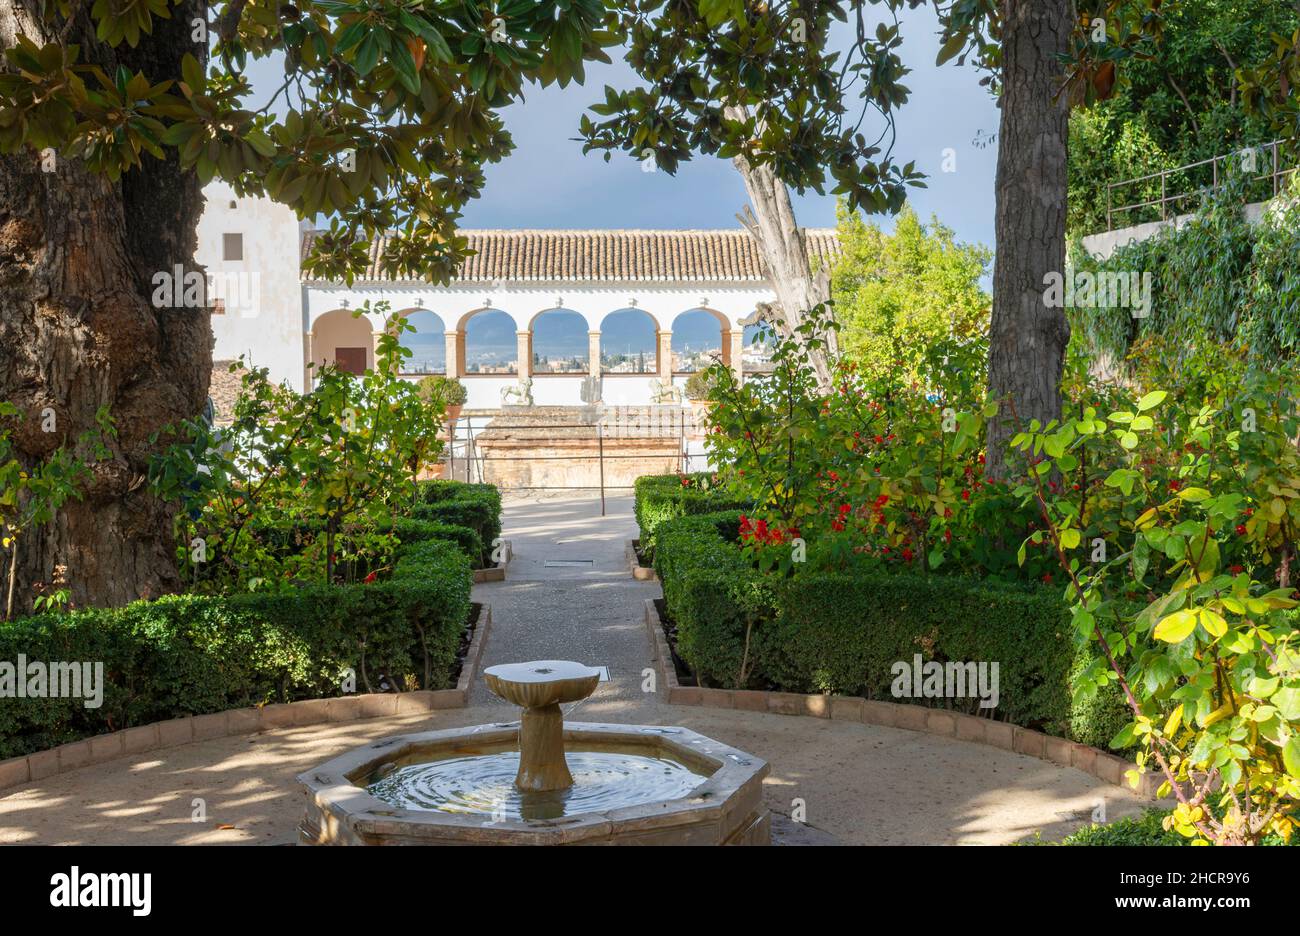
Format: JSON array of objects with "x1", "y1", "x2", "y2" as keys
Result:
[{"x1": 0, "y1": 0, "x2": 1285, "y2": 608}]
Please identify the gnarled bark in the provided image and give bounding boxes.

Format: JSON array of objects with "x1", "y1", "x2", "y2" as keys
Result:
[{"x1": 0, "y1": 3, "x2": 210, "y2": 610}]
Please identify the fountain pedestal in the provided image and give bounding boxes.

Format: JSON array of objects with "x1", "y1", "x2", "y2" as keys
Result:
[{"x1": 482, "y1": 660, "x2": 600, "y2": 792}]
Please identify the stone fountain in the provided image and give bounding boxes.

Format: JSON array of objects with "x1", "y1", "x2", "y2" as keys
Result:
[{"x1": 297, "y1": 660, "x2": 770, "y2": 845}]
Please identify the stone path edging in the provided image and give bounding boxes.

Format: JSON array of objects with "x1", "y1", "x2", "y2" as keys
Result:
[
  {"x1": 643, "y1": 598, "x2": 1160, "y2": 800},
  {"x1": 473, "y1": 539, "x2": 512, "y2": 583},
  {"x1": 0, "y1": 603, "x2": 493, "y2": 794},
  {"x1": 625, "y1": 539, "x2": 657, "y2": 582}
]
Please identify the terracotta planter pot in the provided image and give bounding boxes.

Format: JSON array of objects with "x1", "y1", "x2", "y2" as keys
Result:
[{"x1": 444, "y1": 404, "x2": 463, "y2": 422}]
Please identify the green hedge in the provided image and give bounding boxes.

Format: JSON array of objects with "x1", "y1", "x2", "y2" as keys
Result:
[
  {"x1": 0, "y1": 537, "x2": 472, "y2": 760},
  {"x1": 248, "y1": 516, "x2": 482, "y2": 569},
  {"x1": 633, "y1": 474, "x2": 749, "y2": 558},
  {"x1": 1055, "y1": 809, "x2": 1297, "y2": 846},
  {"x1": 411, "y1": 480, "x2": 502, "y2": 567},
  {"x1": 653, "y1": 510, "x2": 1130, "y2": 749}
]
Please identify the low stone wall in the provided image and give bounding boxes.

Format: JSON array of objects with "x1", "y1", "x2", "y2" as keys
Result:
[
  {"x1": 0, "y1": 605, "x2": 493, "y2": 793},
  {"x1": 625, "y1": 539, "x2": 657, "y2": 581},
  {"x1": 473, "y1": 539, "x2": 511, "y2": 583},
  {"x1": 643, "y1": 598, "x2": 1162, "y2": 800}
]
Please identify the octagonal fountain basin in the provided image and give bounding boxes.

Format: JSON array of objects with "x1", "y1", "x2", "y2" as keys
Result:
[{"x1": 297, "y1": 722, "x2": 770, "y2": 845}]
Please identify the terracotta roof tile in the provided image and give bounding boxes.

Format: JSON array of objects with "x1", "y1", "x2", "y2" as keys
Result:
[{"x1": 300, "y1": 228, "x2": 840, "y2": 284}]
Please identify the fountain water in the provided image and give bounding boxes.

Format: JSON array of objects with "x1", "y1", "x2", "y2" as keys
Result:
[{"x1": 298, "y1": 660, "x2": 771, "y2": 845}]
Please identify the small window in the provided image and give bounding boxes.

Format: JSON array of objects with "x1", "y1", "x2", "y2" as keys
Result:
[
  {"x1": 211, "y1": 298, "x2": 226, "y2": 316},
  {"x1": 222, "y1": 233, "x2": 243, "y2": 261}
]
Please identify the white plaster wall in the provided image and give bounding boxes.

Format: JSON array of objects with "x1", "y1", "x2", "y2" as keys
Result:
[
  {"x1": 602, "y1": 375, "x2": 662, "y2": 405},
  {"x1": 197, "y1": 182, "x2": 306, "y2": 390},
  {"x1": 303, "y1": 281, "x2": 770, "y2": 405},
  {"x1": 1081, "y1": 200, "x2": 1272, "y2": 260}
]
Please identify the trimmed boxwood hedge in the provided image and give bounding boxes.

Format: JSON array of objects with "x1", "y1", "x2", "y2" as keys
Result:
[
  {"x1": 412, "y1": 480, "x2": 503, "y2": 567},
  {"x1": 633, "y1": 473, "x2": 749, "y2": 558},
  {"x1": 653, "y1": 510, "x2": 1131, "y2": 749},
  {"x1": 0, "y1": 537, "x2": 472, "y2": 760}
]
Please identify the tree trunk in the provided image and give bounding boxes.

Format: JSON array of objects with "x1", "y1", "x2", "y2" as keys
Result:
[
  {"x1": 0, "y1": 3, "x2": 210, "y2": 610},
  {"x1": 725, "y1": 105, "x2": 837, "y2": 393},
  {"x1": 984, "y1": 0, "x2": 1073, "y2": 478}
]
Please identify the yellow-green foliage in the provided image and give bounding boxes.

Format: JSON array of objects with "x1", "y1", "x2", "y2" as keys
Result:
[{"x1": 829, "y1": 202, "x2": 991, "y2": 385}]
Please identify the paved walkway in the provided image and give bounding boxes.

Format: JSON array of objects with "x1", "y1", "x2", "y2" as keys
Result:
[{"x1": 0, "y1": 494, "x2": 1147, "y2": 845}]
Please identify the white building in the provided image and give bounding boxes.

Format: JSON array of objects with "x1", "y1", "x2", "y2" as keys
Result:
[{"x1": 195, "y1": 182, "x2": 838, "y2": 410}]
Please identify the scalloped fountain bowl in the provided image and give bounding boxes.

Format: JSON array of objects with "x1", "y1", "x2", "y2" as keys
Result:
[{"x1": 297, "y1": 662, "x2": 770, "y2": 845}]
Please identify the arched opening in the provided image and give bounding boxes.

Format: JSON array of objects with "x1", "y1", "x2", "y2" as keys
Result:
[
  {"x1": 461, "y1": 308, "x2": 517, "y2": 375},
  {"x1": 599, "y1": 308, "x2": 657, "y2": 374},
  {"x1": 530, "y1": 308, "x2": 588, "y2": 375},
  {"x1": 311, "y1": 308, "x2": 373, "y2": 377},
  {"x1": 670, "y1": 308, "x2": 725, "y2": 373},
  {"x1": 394, "y1": 308, "x2": 446, "y2": 375}
]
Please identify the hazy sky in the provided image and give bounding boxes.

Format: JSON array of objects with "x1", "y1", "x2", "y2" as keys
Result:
[{"x1": 457, "y1": 4, "x2": 1001, "y2": 249}]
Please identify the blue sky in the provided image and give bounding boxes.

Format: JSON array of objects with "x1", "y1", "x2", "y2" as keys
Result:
[
  {"x1": 247, "y1": 5, "x2": 1001, "y2": 355},
  {"x1": 454, "y1": 4, "x2": 1001, "y2": 248},
  {"x1": 245, "y1": 5, "x2": 999, "y2": 249}
]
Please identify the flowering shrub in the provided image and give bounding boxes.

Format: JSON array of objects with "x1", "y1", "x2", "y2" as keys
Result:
[
  {"x1": 704, "y1": 303, "x2": 1057, "y2": 580},
  {"x1": 151, "y1": 303, "x2": 444, "y2": 591},
  {"x1": 1011, "y1": 363, "x2": 1300, "y2": 845}
]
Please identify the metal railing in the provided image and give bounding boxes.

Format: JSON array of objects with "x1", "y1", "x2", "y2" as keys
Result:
[
  {"x1": 1106, "y1": 139, "x2": 1296, "y2": 231},
  {"x1": 442, "y1": 415, "x2": 706, "y2": 516}
]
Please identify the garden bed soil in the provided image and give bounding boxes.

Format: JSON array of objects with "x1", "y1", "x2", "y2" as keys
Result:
[
  {"x1": 447, "y1": 602, "x2": 483, "y2": 688},
  {"x1": 653, "y1": 597, "x2": 698, "y2": 687}
]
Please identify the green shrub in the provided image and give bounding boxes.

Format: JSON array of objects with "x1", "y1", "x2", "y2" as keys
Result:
[
  {"x1": 1057, "y1": 809, "x2": 1298, "y2": 846},
  {"x1": 634, "y1": 474, "x2": 748, "y2": 557},
  {"x1": 412, "y1": 480, "x2": 502, "y2": 566},
  {"x1": 0, "y1": 537, "x2": 471, "y2": 759},
  {"x1": 654, "y1": 510, "x2": 1128, "y2": 748}
]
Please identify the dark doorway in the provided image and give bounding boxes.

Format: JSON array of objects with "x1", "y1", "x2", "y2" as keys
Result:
[{"x1": 334, "y1": 347, "x2": 367, "y2": 375}]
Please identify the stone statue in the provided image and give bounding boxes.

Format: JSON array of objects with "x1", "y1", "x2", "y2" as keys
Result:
[
  {"x1": 500, "y1": 377, "x2": 534, "y2": 406},
  {"x1": 580, "y1": 374, "x2": 602, "y2": 404},
  {"x1": 649, "y1": 376, "x2": 682, "y2": 404}
]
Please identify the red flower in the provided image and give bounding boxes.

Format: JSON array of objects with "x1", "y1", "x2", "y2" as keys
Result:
[
  {"x1": 1042, "y1": 573, "x2": 1053, "y2": 584},
  {"x1": 901, "y1": 547, "x2": 914, "y2": 562},
  {"x1": 961, "y1": 490, "x2": 970, "y2": 501},
  {"x1": 944, "y1": 529, "x2": 952, "y2": 544},
  {"x1": 831, "y1": 519, "x2": 845, "y2": 532},
  {"x1": 1230, "y1": 565, "x2": 1244, "y2": 575},
  {"x1": 1235, "y1": 524, "x2": 1247, "y2": 536},
  {"x1": 363, "y1": 571, "x2": 378, "y2": 584},
  {"x1": 1167, "y1": 479, "x2": 1181, "y2": 492},
  {"x1": 873, "y1": 435, "x2": 884, "y2": 445},
  {"x1": 874, "y1": 494, "x2": 889, "y2": 507},
  {"x1": 839, "y1": 503, "x2": 852, "y2": 515}
]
